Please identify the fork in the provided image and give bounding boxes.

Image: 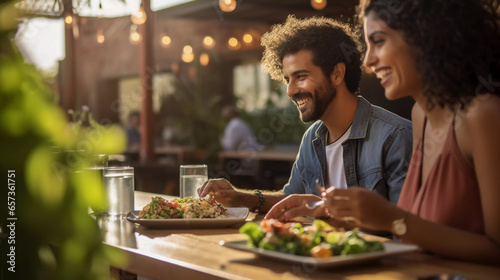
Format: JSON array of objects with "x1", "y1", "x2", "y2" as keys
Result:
[
  {"x1": 305, "y1": 200, "x2": 324, "y2": 209},
  {"x1": 315, "y1": 179, "x2": 325, "y2": 196},
  {"x1": 305, "y1": 179, "x2": 326, "y2": 209}
]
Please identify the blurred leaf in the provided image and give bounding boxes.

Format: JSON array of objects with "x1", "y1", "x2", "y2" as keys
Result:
[
  {"x1": 0, "y1": 55, "x2": 22, "y2": 93},
  {"x1": 0, "y1": 2, "x2": 21, "y2": 32},
  {"x1": 1, "y1": 105, "x2": 28, "y2": 136},
  {"x1": 26, "y1": 146, "x2": 67, "y2": 208},
  {"x1": 73, "y1": 168, "x2": 107, "y2": 212},
  {"x1": 90, "y1": 126, "x2": 127, "y2": 154},
  {"x1": 34, "y1": 105, "x2": 69, "y2": 144},
  {"x1": 103, "y1": 245, "x2": 129, "y2": 268},
  {"x1": 38, "y1": 244, "x2": 57, "y2": 277}
]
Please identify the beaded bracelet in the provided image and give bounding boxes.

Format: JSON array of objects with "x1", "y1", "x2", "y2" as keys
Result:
[{"x1": 252, "y1": 189, "x2": 265, "y2": 213}]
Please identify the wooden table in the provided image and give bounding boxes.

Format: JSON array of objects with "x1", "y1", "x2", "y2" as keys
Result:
[{"x1": 99, "y1": 191, "x2": 500, "y2": 280}]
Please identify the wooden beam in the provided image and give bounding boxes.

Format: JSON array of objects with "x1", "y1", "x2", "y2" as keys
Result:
[
  {"x1": 61, "y1": 0, "x2": 76, "y2": 113},
  {"x1": 139, "y1": 0, "x2": 156, "y2": 163}
]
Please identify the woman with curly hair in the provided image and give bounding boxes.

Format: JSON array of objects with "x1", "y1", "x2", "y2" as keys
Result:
[{"x1": 267, "y1": 0, "x2": 500, "y2": 264}]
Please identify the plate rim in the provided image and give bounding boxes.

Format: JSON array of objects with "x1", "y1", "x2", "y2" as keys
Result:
[
  {"x1": 126, "y1": 207, "x2": 249, "y2": 228},
  {"x1": 221, "y1": 239, "x2": 419, "y2": 267}
]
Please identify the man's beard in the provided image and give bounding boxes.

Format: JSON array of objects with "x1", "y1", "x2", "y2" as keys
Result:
[{"x1": 297, "y1": 79, "x2": 336, "y2": 123}]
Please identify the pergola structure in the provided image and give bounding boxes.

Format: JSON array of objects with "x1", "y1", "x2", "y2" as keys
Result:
[{"x1": 17, "y1": 0, "x2": 359, "y2": 163}]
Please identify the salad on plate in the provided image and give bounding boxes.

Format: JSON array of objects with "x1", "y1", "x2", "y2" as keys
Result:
[
  {"x1": 139, "y1": 194, "x2": 227, "y2": 219},
  {"x1": 239, "y1": 219, "x2": 384, "y2": 258}
]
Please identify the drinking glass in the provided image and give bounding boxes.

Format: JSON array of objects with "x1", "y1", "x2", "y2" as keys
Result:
[
  {"x1": 180, "y1": 165, "x2": 207, "y2": 198},
  {"x1": 103, "y1": 166, "x2": 135, "y2": 216}
]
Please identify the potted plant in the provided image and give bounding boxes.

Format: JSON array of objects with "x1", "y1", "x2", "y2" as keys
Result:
[{"x1": 0, "y1": 1, "x2": 127, "y2": 279}]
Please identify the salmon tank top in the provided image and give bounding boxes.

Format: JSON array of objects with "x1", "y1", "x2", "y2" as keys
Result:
[{"x1": 397, "y1": 117, "x2": 484, "y2": 234}]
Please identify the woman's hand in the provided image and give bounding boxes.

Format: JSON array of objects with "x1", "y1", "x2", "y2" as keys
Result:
[
  {"x1": 265, "y1": 194, "x2": 326, "y2": 221},
  {"x1": 197, "y1": 178, "x2": 240, "y2": 206},
  {"x1": 323, "y1": 187, "x2": 404, "y2": 232}
]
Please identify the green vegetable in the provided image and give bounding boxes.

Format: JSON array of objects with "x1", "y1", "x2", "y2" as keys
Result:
[
  {"x1": 239, "y1": 222, "x2": 265, "y2": 247},
  {"x1": 239, "y1": 220, "x2": 384, "y2": 258},
  {"x1": 313, "y1": 219, "x2": 331, "y2": 232}
]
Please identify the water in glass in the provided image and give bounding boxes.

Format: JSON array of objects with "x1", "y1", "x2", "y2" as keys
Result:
[
  {"x1": 103, "y1": 170, "x2": 134, "y2": 215},
  {"x1": 180, "y1": 174, "x2": 206, "y2": 198}
]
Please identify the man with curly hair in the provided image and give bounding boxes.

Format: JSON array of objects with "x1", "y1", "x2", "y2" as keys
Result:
[{"x1": 199, "y1": 15, "x2": 412, "y2": 219}]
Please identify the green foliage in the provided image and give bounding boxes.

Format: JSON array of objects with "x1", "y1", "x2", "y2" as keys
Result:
[
  {"x1": 157, "y1": 66, "x2": 225, "y2": 150},
  {"x1": 241, "y1": 105, "x2": 309, "y2": 146},
  {"x1": 0, "y1": 2, "x2": 126, "y2": 279}
]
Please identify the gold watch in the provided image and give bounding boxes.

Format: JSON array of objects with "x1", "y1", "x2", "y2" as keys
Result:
[{"x1": 392, "y1": 211, "x2": 409, "y2": 237}]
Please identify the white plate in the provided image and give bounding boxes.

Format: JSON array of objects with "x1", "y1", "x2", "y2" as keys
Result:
[
  {"x1": 126, "y1": 207, "x2": 249, "y2": 228},
  {"x1": 221, "y1": 240, "x2": 418, "y2": 268}
]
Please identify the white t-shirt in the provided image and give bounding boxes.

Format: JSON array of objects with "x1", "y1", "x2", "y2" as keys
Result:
[{"x1": 325, "y1": 126, "x2": 352, "y2": 189}]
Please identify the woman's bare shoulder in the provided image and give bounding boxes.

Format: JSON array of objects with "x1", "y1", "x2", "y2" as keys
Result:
[
  {"x1": 461, "y1": 94, "x2": 500, "y2": 129},
  {"x1": 456, "y1": 94, "x2": 500, "y2": 157}
]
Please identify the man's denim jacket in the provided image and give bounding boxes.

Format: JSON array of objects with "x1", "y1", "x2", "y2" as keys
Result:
[{"x1": 283, "y1": 96, "x2": 412, "y2": 204}]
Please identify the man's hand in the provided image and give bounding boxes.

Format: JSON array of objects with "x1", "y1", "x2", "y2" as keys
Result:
[
  {"x1": 265, "y1": 194, "x2": 326, "y2": 221},
  {"x1": 197, "y1": 178, "x2": 241, "y2": 207}
]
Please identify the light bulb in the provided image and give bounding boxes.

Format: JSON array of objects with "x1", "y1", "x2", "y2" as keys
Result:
[
  {"x1": 200, "y1": 53, "x2": 209, "y2": 66},
  {"x1": 228, "y1": 37, "x2": 238, "y2": 47},
  {"x1": 183, "y1": 45, "x2": 193, "y2": 54},
  {"x1": 131, "y1": 5, "x2": 147, "y2": 25},
  {"x1": 182, "y1": 52, "x2": 194, "y2": 63},
  {"x1": 161, "y1": 35, "x2": 171, "y2": 47},
  {"x1": 219, "y1": 0, "x2": 236, "y2": 12},
  {"x1": 64, "y1": 15, "x2": 73, "y2": 24},
  {"x1": 129, "y1": 31, "x2": 141, "y2": 44},
  {"x1": 97, "y1": 34, "x2": 105, "y2": 44},
  {"x1": 311, "y1": 0, "x2": 327, "y2": 10},
  {"x1": 203, "y1": 36, "x2": 215, "y2": 49},
  {"x1": 243, "y1": 33, "x2": 253, "y2": 44}
]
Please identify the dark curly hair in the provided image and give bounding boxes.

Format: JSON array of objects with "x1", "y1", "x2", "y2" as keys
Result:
[
  {"x1": 261, "y1": 15, "x2": 363, "y2": 94},
  {"x1": 357, "y1": 0, "x2": 500, "y2": 110}
]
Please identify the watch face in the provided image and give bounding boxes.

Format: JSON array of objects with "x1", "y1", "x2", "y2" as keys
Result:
[{"x1": 393, "y1": 222, "x2": 407, "y2": 236}]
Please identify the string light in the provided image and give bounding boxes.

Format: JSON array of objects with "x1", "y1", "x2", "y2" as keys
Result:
[
  {"x1": 228, "y1": 37, "x2": 238, "y2": 48},
  {"x1": 219, "y1": 0, "x2": 236, "y2": 12},
  {"x1": 311, "y1": 0, "x2": 327, "y2": 10},
  {"x1": 129, "y1": 24, "x2": 141, "y2": 44},
  {"x1": 161, "y1": 35, "x2": 171, "y2": 47},
  {"x1": 203, "y1": 36, "x2": 215, "y2": 49},
  {"x1": 131, "y1": 2, "x2": 147, "y2": 25},
  {"x1": 97, "y1": 31, "x2": 105, "y2": 44},
  {"x1": 183, "y1": 45, "x2": 193, "y2": 54},
  {"x1": 200, "y1": 53, "x2": 209, "y2": 66},
  {"x1": 243, "y1": 33, "x2": 253, "y2": 44},
  {"x1": 182, "y1": 53, "x2": 194, "y2": 63},
  {"x1": 64, "y1": 15, "x2": 73, "y2": 24},
  {"x1": 129, "y1": 32, "x2": 141, "y2": 43},
  {"x1": 182, "y1": 44, "x2": 194, "y2": 63}
]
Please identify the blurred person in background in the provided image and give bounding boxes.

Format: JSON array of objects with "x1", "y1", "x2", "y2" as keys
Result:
[
  {"x1": 199, "y1": 15, "x2": 412, "y2": 218},
  {"x1": 267, "y1": 0, "x2": 500, "y2": 265},
  {"x1": 221, "y1": 105, "x2": 261, "y2": 152},
  {"x1": 126, "y1": 110, "x2": 140, "y2": 150},
  {"x1": 220, "y1": 105, "x2": 262, "y2": 187}
]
